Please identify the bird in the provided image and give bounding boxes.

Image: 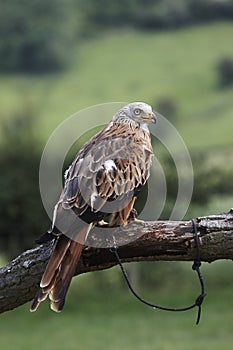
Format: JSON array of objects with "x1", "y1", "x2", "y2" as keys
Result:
[{"x1": 30, "y1": 102, "x2": 156, "y2": 312}]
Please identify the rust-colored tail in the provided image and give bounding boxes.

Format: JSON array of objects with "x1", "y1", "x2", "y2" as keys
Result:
[{"x1": 30, "y1": 235, "x2": 83, "y2": 312}]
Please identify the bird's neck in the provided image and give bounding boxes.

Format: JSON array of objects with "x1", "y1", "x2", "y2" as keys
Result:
[
  {"x1": 113, "y1": 116, "x2": 149, "y2": 133},
  {"x1": 140, "y1": 122, "x2": 149, "y2": 133}
]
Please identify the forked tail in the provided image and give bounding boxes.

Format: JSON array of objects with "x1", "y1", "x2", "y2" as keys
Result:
[{"x1": 30, "y1": 234, "x2": 83, "y2": 312}]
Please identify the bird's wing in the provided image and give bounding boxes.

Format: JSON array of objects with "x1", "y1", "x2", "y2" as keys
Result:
[
  {"x1": 52, "y1": 121, "x2": 153, "y2": 235},
  {"x1": 31, "y1": 107, "x2": 155, "y2": 313}
]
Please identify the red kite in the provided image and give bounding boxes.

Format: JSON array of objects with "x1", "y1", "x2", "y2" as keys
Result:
[{"x1": 31, "y1": 102, "x2": 156, "y2": 312}]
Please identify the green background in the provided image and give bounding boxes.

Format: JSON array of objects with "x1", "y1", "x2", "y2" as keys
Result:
[{"x1": 0, "y1": 1, "x2": 233, "y2": 349}]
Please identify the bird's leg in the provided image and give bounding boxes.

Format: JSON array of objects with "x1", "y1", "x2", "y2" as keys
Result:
[
  {"x1": 109, "y1": 199, "x2": 145, "y2": 226},
  {"x1": 133, "y1": 218, "x2": 145, "y2": 225},
  {"x1": 97, "y1": 219, "x2": 109, "y2": 227},
  {"x1": 127, "y1": 208, "x2": 145, "y2": 225}
]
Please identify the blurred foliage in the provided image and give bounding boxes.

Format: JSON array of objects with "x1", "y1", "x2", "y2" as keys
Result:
[
  {"x1": 0, "y1": 0, "x2": 233, "y2": 72},
  {"x1": 156, "y1": 97, "x2": 177, "y2": 123},
  {"x1": 80, "y1": 0, "x2": 233, "y2": 30},
  {"x1": 217, "y1": 57, "x2": 233, "y2": 87},
  {"x1": 157, "y1": 151, "x2": 233, "y2": 220},
  {"x1": 0, "y1": 108, "x2": 50, "y2": 259},
  {"x1": 0, "y1": 0, "x2": 77, "y2": 72}
]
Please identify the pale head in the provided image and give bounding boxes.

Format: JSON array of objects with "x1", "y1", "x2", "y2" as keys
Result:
[{"x1": 114, "y1": 102, "x2": 157, "y2": 125}]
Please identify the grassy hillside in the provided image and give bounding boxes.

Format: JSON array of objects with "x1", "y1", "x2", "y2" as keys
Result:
[
  {"x1": 1, "y1": 261, "x2": 233, "y2": 350},
  {"x1": 0, "y1": 22, "x2": 233, "y2": 350},
  {"x1": 0, "y1": 22, "x2": 233, "y2": 151}
]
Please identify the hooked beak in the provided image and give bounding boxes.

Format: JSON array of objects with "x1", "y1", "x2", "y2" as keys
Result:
[
  {"x1": 151, "y1": 112, "x2": 157, "y2": 123},
  {"x1": 145, "y1": 112, "x2": 157, "y2": 123}
]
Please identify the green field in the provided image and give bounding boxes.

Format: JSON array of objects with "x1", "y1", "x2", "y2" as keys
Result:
[
  {"x1": 1, "y1": 22, "x2": 233, "y2": 350},
  {"x1": 0, "y1": 22, "x2": 233, "y2": 151},
  {"x1": 1, "y1": 261, "x2": 233, "y2": 350}
]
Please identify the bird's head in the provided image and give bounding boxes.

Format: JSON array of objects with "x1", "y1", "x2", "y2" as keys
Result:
[{"x1": 115, "y1": 102, "x2": 157, "y2": 126}]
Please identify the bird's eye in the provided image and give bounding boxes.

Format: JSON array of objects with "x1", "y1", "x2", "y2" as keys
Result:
[{"x1": 134, "y1": 108, "x2": 141, "y2": 115}]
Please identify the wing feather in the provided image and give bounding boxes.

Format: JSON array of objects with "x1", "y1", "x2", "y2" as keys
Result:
[{"x1": 52, "y1": 122, "x2": 153, "y2": 230}]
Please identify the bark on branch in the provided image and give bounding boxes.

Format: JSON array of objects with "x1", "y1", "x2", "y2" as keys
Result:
[{"x1": 1, "y1": 210, "x2": 233, "y2": 314}]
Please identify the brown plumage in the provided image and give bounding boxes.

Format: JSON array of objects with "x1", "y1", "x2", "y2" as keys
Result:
[{"x1": 30, "y1": 102, "x2": 156, "y2": 312}]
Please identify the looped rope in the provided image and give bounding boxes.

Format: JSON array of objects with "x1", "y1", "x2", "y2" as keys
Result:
[{"x1": 111, "y1": 219, "x2": 206, "y2": 325}]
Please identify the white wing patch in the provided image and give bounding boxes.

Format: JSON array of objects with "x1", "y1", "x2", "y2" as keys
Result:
[
  {"x1": 90, "y1": 192, "x2": 98, "y2": 209},
  {"x1": 103, "y1": 160, "x2": 117, "y2": 173}
]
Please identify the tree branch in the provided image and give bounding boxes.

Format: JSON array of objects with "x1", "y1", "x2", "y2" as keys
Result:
[{"x1": 1, "y1": 210, "x2": 233, "y2": 314}]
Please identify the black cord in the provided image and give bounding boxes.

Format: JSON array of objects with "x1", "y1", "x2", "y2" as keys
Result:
[
  {"x1": 111, "y1": 219, "x2": 206, "y2": 325},
  {"x1": 191, "y1": 219, "x2": 207, "y2": 324}
]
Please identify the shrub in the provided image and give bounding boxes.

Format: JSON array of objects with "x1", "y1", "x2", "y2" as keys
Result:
[
  {"x1": 156, "y1": 97, "x2": 177, "y2": 123},
  {"x1": 217, "y1": 57, "x2": 233, "y2": 87},
  {"x1": 0, "y1": 0, "x2": 76, "y2": 72},
  {"x1": 0, "y1": 109, "x2": 50, "y2": 259}
]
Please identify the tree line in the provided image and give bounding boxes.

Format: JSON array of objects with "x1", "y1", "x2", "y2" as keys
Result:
[{"x1": 0, "y1": 0, "x2": 232, "y2": 72}]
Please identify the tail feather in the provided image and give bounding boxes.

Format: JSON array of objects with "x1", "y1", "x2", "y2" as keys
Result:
[
  {"x1": 50, "y1": 241, "x2": 81, "y2": 302},
  {"x1": 40, "y1": 235, "x2": 71, "y2": 288},
  {"x1": 31, "y1": 224, "x2": 92, "y2": 312},
  {"x1": 30, "y1": 236, "x2": 86, "y2": 312},
  {"x1": 30, "y1": 288, "x2": 49, "y2": 312},
  {"x1": 50, "y1": 298, "x2": 66, "y2": 313},
  {"x1": 49, "y1": 241, "x2": 83, "y2": 312},
  {"x1": 42, "y1": 267, "x2": 59, "y2": 294}
]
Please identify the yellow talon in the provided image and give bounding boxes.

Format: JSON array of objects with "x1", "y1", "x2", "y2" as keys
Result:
[
  {"x1": 124, "y1": 217, "x2": 145, "y2": 225},
  {"x1": 97, "y1": 220, "x2": 108, "y2": 226},
  {"x1": 133, "y1": 218, "x2": 145, "y2": 225}
]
